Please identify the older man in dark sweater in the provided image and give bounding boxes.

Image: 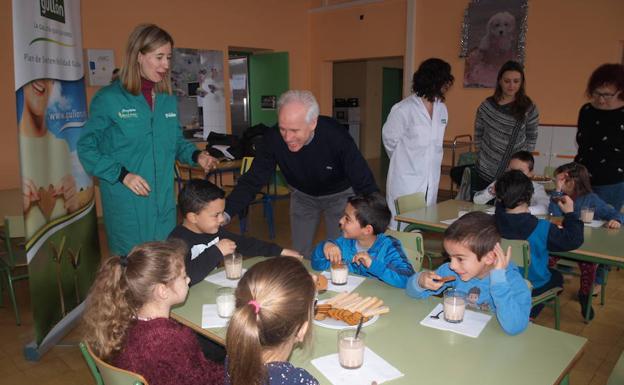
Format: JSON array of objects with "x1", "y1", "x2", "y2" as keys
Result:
[{"x1": 225, "y1": 90, "x2": 378, "y2": 257}]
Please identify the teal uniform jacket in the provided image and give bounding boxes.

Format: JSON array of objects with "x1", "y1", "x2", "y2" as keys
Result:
[{"x1": 78, "y1": 81, "x2": 198, "y2": 255}]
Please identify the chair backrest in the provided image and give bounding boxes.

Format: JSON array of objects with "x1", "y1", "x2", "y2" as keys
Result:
[
  {"x1": 394, "y1": 192, "x2": 426, "y2": 215},
  {"x1": 457, "y1": 151, "x2": 477, "y2": 166},
  {"x1": 501, "y1": 238, "x2": 531, "y2": 279},
  {"x1": 240, "y1": 156, "x2": 254, "y2": 175},
  {"x1": 3, "y1": 216, "x2": 25, "y2": 265},
  {"x1": 5, "y1": 216, "x2": 25, "y2": 238},
  {"x1": 79, "y1": 342, "x2": 148, "y2": 385},
  {"x1": 543, "y1": 166, "x2": 556, "y2": 178},
  {"x1": 385, "y1": 229, "x2": 424, "y2": 271},
  {"x1": 240, "y1": 157, "x2": 289, "y2": 197}
]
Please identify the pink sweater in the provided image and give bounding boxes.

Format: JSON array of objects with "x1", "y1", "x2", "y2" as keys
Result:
[{"x1": 113, "y1": 318, "x2": 224, "y2": 385}]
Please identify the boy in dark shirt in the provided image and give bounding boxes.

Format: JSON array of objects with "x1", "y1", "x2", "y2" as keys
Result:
[
  {"x1": 169, "y1": 179, "x2": 301, "y2": 286},
  {"x1": 494, "y1": 170, "x2": 584, "y2": 318}
]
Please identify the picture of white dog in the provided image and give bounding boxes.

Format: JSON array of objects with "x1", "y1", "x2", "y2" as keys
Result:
[{"x1": 465, "y1": 11, "x2": 518, "y2": 87}]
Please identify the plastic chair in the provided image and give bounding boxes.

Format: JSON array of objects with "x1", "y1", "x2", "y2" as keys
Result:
[
  {"x1": 238, "y1": 157, "x2": 289, "y2": 239},
  {"x1": 501, "y1": 239, "x2": 562, "y2": 330},
  {"x1": 385, "y1": 229, "x2": 424, "y2": 271},
  {"x1": 394, "y1": 192, "x2": 443, "y2": 268},
  {"x1": 394, "y1": 192, "x2": 426, "y2": 231},
  {"x1": 79, "y1": 342, "x2": 148, "y2": 385},
  {"x1": 607, "y1": 349, "x2": 624, "y2": 385},
  {"x1": 0, "y1": 216, "x2": 28, "y2": 325}
]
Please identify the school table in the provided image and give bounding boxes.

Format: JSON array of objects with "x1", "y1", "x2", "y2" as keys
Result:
[
  {"x1": 395, "y1": 199, "x2": 624, "y2": 322},
  {"x1": 171, "y1": 257, "x2": 586, "y2": 385}
]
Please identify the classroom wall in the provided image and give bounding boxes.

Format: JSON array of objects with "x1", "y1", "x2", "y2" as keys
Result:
[
  {"x1": 309, "y1": 0, "x2": 624, "y2": 141},
  {"x1": 412, "y1": 0, "x2": 624, "y2": 141},
  {"x1": 0, "y1": 0, "x2": 312, "y2": 190},
  {"x1": 2, "y1": 0, "x2": 624, "y2": 190}
]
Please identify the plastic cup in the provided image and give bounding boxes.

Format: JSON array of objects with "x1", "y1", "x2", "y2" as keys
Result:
[
  {"x1": 224, "y1": 252, "x2": 243, "y2": 280},
  {"x1": 443, "y1": 289, "x2": 466, "y2": 323},
  {"x1": 338, "y1": 329, "x2": 366, "y2": 369},
  {"x1": 216, "y1": 287, "x2": 236, "y2": 318}
]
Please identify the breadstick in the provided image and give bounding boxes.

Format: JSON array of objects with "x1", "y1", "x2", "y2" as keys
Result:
[
  {"x1": 332, "y1": 293, "x2": 357, "y2": 308},
  {"x1": 361, "y1": 298, "x2": 383, "y2": 313},
  {"x1": 363, "y1": 306, "x2": 390, "y2": 318},
  {"x1": 339, "y1": 295, "x2": 363, "y2": 310},
  {"x1": 325, "y1": 292, "x2": 348, "y2": 306},
  {"x1": 352, "y1": 297, "x2": 375, "y2": 313},
  {"x1": 346, "y1": 297, "x2": 368, "y2": 312}
]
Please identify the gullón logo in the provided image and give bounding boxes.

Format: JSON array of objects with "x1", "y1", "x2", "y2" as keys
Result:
[
  {"x1": 118, "y1": 108, "x2": 138, "y2": 119},
  {"x1": 40, "y1": 0, "x2": 66, "y2": 23},
  {"x1": 165, "y1": 112, "x2": 177, "y2": 118}
]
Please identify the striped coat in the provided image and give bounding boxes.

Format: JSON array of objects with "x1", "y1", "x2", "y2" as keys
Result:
[{"x1": 474, "y1": 97, "x2": 539, "y2": 183}]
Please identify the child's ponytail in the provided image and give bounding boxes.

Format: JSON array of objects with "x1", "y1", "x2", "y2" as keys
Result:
[
  {"x1": 83, "y1": 240, "x2": 186, "y2": 361},
  {"x1": 83, "y1": 256, "x2": 133, "y2": 360},
  {"x1": 226, "y1": 257, "x2": 316, "y2": 385},
  {"x1": 226, "y1": 299, "x2": 266, "y2": 385}
]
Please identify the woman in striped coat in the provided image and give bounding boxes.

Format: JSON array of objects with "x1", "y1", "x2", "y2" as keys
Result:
[{"x1": 473, "y1": 61, "x2": 539, "y2": 192}]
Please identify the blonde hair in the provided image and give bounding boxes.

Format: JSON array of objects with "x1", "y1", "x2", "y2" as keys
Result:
[
  {"x1": 120, "y1": 24, "x2": 174, "y2": 95},
  {"x1": 225, "y1": 257, "x2": 316, "y2": 385},
  {"x1": 82, "y1": 240, "x2": 186, "y2": 361}
]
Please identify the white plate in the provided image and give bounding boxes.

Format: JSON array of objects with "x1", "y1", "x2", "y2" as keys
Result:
[{"x1": 313, "y1": 299, "x2": 379, "y2": 330}]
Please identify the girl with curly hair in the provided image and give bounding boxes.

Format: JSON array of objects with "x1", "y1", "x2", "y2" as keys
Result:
[{"x1": 83, "y1": 240, "x2": 223, "y2": 385}]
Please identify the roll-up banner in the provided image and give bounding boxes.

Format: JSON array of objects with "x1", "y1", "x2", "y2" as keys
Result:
[{"x1": 12, "y1": 0, "x2": 100, "y2": 360}]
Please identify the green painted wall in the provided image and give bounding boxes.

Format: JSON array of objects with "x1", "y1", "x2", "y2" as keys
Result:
[{"x1": 249, "y1": 52, "x2": 289, "y2": 127}]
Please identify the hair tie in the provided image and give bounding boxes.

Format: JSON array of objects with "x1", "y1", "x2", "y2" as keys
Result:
[
  {"x1": 248, "y1": 300, "x2": 261, "y2": 314},
  {"x1": 119, "y1": 255, "x2": 128, "y2": 268}
]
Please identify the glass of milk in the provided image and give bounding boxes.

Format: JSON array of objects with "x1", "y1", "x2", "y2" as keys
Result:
[
  {"x1": 338, "y1": 329, "x2": 366, "y2": 369},
  {"x1": 443, "y1": 289, "x2": 466, "y2": 323},
  {"x1": 224, "y1": 252, "x2": 243, "y2": 280},
  {"x1": 216, "y1": 287, "x2": 236, "y2": 318},
  {"x1": 330, "y1": 263, "x2": 349, "y2": 286},
  {"x1": 580, "y1": 206, "x2": 595, "y2": 223}
]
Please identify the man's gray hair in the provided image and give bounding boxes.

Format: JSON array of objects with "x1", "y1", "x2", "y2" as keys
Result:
[{"x1": 277, "y1": 90, "x2": 320, "y2": 124}]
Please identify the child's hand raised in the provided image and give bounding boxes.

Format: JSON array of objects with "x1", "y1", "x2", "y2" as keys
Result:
[
  {"x1": 605, "y1": 220, "x2": 621, "y2": 229},
  {"x1": 558, "y1": 195, "x2": 574, "y2": 214},
  {"x1": 323, "y1": 242, "x2": 342, "y2": 265},
  {"x1": 417, "y1": 271, "x2": 445, "y2": 291},
  {"x1": 493, "y1": 242, "x2": 511, "y2": 270},
  {"x1": 217, "y1": 239, "x2": 236, "y2": 256},
  {"x1": 352, "y1": 252, "x2": 372, "y2": 268}
]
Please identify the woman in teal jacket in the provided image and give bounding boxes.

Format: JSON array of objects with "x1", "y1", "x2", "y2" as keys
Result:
[{"x1": 78, "y1": 24, "x2": 216, "y2": 255}]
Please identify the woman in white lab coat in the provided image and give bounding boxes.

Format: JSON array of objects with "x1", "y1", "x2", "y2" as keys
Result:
[{"x1": 383, "y1": 58, "x2": 454, "y2": 229}]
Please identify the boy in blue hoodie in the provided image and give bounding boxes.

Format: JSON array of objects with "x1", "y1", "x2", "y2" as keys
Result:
[
  {"x1": 311, "y1": 192, "x2": 415, "y2": 288},
  {"x1": 406, "y1": 211, "x2": 531, "y2": 335},
  {"x1": 494, "y1": 170, "x2": 584, "y2": 318}
]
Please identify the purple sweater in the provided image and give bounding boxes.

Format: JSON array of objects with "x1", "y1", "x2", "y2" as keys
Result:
[{"x1": 113, "y1": 318, "x2": 224, "y2": 385}]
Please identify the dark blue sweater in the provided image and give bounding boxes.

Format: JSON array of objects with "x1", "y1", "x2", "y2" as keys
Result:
[
  {"x1": 225, "y1": 116, "x2": 378, "y2": 217},
  {"x1": 495, "y1": 204, "x2": 584, "y2": 288}
]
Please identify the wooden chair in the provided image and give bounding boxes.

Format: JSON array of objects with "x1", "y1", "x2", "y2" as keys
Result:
[
  {"x1": 385, "y1": 229, "x2": 424, "y2": 271},
  {"x1": 394, "y1": 192, "x2": 443, "y2": 268},
  {"x1": 501, "y1": 239, "x2": 562, "y2": 330},
  {"x1": 0, "y1": 216, "x2": 28, "y2": 325},
  {"x1": 79, "y1": 342, "x2": 148, "y2": 385}
]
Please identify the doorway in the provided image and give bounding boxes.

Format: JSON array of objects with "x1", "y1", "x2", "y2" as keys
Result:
[{"x1": 332, "y1": 57, "x2": 403, "y2": 190}]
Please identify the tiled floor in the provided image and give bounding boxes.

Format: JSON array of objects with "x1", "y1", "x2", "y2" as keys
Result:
[{"x1": 0, "y1": 198, "x2": 622, "y2": 385}]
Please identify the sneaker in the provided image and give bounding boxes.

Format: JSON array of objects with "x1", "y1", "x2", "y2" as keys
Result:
[
  {"x1": 578, "y1": 292, "x2": 595, "y2": 321},
  {"x1": 592, "y1": 284, "x2": 602, "y2": 297}
]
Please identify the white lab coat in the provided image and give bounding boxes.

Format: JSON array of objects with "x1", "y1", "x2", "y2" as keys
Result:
[{"x1": 383, "y1": 95, "x2": 448, "y2": 229}]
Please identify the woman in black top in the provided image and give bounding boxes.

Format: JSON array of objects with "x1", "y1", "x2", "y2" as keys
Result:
[{"x1": 575, "y1": 63, "x2": 624, "y2": 211}]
